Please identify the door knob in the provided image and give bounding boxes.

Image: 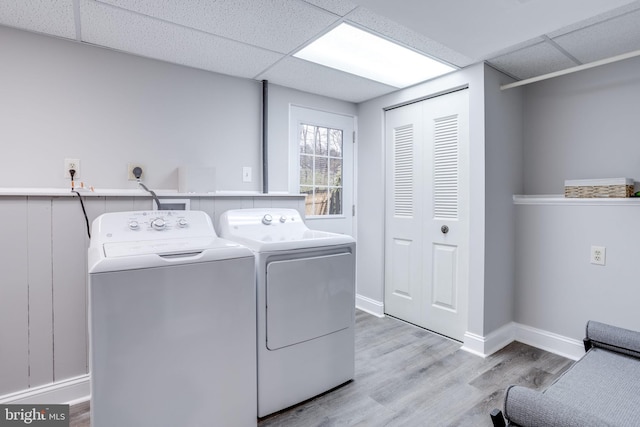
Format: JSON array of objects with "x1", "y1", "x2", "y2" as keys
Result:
[{"x1": 441, "y1": 225, "x2": 449, "y2": 234}]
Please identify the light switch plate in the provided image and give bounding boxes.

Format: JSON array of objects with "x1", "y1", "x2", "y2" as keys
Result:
[{"x1": 243, "y1": 167, "x2": 252, "y2": 183}]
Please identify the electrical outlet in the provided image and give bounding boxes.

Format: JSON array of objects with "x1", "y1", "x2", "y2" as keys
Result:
[
  {"x1": 128, "y1": 163, "x2": 145, "y2": 181},
  {"x1": 64, "y1": 158, "x2": 80, "y2": 179},
  {"x1": 590, "y1": 245, "x2": 606, "y2": 266}
]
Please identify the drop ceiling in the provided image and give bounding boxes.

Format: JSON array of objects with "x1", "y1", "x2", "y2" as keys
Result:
[{"x1": 1, "y1": 0, "x2": 640, "y2": 103}]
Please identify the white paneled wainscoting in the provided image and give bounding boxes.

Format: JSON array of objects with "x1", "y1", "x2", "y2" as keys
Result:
[{"x1": 0, "y1": 190, "x2": 304, "y2": 404}]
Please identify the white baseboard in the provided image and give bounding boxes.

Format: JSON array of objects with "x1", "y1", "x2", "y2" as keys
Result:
[
  {"x1": 461, "y1": 322, "x2": 515, "y2": 357},
  {"x1": 355, "y1": 294, "x2": 384, "y2": 318},
  {"x1": 461, "y1": 322, "x2": 584, "y2": 360},
  {"x1": 514, "y1": 323, "x2": 583, "y2": 361},
  {"x1": 0, "y1": 375, "x2": 90, "y2": 405}
]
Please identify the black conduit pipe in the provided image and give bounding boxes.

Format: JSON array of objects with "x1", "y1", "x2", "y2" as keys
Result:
[{"x1": 262, "y1": 79, "x2": 269, "y2": 194}]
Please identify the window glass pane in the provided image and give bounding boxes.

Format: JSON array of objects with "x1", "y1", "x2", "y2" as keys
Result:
[
  {"x1": 301, "y1": 186, "x2": 314, "y2": 216},
  {"x1": 300, "y1": 125, "x2": 314, "y2": 154},
  {"x1": 300, "y1": 155, "x2": 313, "y2": 186},
  {"x1": 315, "y1": 127, "x2": 328, "y2": 156},
  {"x1": 314, "y1": 187, "x2": 329, "y2": 215},
  {"x1": 314, "y1": 156, "x2": 328, "y2": 186},
  {"x1": 329, "y1": 187, "x2": 343, "y2": 215},
  {"x1": 329, "y1": 129, "x2": 343, "y2": 158},
  {"x1": 298, "y1": 122, "x2": 345, "y2": 217},
  {"x1": 329, "y1": 158, "x2": 342, "y2": 186}
]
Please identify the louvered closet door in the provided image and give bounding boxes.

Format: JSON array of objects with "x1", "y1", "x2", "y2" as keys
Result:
[
  {"x1": 384, "y1": 89, "x2": 469, "y2": 341},
  {"x1": 384, "y1": 102, "x2": 424, "y2": 326}
]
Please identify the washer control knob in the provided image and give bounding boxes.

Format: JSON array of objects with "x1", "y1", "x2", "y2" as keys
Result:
[
  {"x1": 177, "y1": 218, "x2": 188, "y2": 227},
  {"x1": 262, "y1": 214, "x2": 273, "y2": 225},
  {"x1": 128, "y1": 220, "x2": 139, "y2": 230},
  {"x1": 279, "y1": 215, "x2": 287, "y2": 223},
  {"x1": 151, "y1": 218, "x2": 166, "y2": 230}
]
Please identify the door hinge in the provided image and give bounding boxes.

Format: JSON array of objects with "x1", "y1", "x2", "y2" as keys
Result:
[
  {"x1": 352, "y1": 131, "x2": 356, "y2": 144},
  {"x1": 352, "y1": 204, "x2": 356, "y2": 216}
]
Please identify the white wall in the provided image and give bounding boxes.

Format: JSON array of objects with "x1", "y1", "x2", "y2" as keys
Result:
[
  {"x1": 0, "y1": 25, "x2": 357, "y2": 193},
  {"x1": 516, "y1": 56, "x2": 640, "y2": 341}
]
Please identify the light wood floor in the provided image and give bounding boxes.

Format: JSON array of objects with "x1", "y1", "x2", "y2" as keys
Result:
[{"x1": 71, "y1": 310, "x2": 573, "y2": 426}]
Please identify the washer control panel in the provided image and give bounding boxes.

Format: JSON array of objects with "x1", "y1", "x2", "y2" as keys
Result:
[
  {"x1": 92, "y1": 210, "x2": 216, "y2": 245},
  {"x1": 123, "y1": 211, "x2": 190, "y2": 232}
]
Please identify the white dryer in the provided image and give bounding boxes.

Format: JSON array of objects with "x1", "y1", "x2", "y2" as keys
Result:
[
  {"x1": 218, "y1": 208, "x2": 356, "y2": 417},
  {"x1": 88, "y1": 210, "x2": 256, "y2": 427}
]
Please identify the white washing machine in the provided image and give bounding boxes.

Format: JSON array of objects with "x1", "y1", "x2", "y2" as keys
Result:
[
  {"x1": 88, "y1": 210, "x2": 257, "y2": 427},
  {"x1": 218, "y1": 208, "x2": 356, "y2": 417}
]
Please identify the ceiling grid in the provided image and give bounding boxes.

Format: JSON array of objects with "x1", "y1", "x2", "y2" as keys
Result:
[{"x1": 1, "y1": 0, "x2": 639, "y2": 102}]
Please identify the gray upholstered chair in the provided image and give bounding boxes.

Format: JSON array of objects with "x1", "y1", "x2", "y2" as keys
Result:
[{"x1": 491, "y1": 320, "x2": 640, "y2": 427}]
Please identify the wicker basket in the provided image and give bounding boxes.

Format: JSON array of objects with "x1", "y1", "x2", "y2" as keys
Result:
[{"x1": 564, "y1": 178, "x2": 635, "y2": 198}]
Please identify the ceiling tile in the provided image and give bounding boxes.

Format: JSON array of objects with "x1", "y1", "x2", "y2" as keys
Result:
[
  {"x1": 0, "y1": 0, "x2": 76, "y2": 39},
  {"x1": 350, "y1": 0, "x2": 640, "y2": 60},
  {"x1": 302, "y1": 0, "x2": 358, "y2": 16},
  {"x1": 487, "y1": 41, "x2": 578, "y2": 80},
  {"x1": 483, "y1": 36, "x2": 545, "y2": 61},
  {"x1": 80, "y1": 0, "x2": 283, "y2": 79},
  {"x1": 547, "y1": 0, "x2": 640, "y2": 38},
  {"x1": 95, "y1": 0, "x2": 340, "y2": 54},
  {"x1": 552, "y1": 9, "x2": 640, "y2": 63},
  {"x1": 256, "y1": 57, "x2": 397, "y2": 103},
  {"x1": 346, "y1": 7, "x2": 474, "y2": 68}
]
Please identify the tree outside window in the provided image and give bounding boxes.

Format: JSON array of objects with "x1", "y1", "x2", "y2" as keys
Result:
[{"x1": 299, "y1": 124, "x2": 343, "y2": 216}]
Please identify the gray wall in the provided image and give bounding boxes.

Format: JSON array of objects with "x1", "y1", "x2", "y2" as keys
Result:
[
  {"x1": 515, "y1": 56, "x2": 640, "y2": 340},
  {"x1": 523, "y1": 56, "x2": 640, "y2": 194},
  {"x1": 0, "y1": 25, "x2": 356, "y2": 193},
  {"x1": 515, "y1": 202, "x2": 640, "y2": 339},
  {"x1": 483, "y1": 66, "x2": 524, "y2": 333}
]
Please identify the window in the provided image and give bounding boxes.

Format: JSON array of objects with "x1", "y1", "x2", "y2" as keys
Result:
[
  {"x1": 298, "y1": 124, "x2": 343, "y2": 216},
  {"x1": 289, "y1": 105, "x2": 354, "y2": 235}
]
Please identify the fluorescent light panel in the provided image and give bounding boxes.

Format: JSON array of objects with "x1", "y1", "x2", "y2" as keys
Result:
[{"x1": 294, "y1": 23, "x2": 456, "y2": 88}]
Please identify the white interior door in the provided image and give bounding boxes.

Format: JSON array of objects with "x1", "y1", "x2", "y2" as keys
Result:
[
  {"x1": 290, "y1": 106, "x2": 355, "y2": 236},
  {"x1": 384, "y1": 89, "x2": 469, "y2": 341},
  {"x1": 383, "y1": 101, "x2": 424, "y2": 326}
]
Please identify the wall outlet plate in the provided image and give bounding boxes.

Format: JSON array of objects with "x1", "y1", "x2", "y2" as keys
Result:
[
  {"x1": 64, "y1": 158, "x2": 80, "y2": 179},
  {"x1": 590, "y1": 245, "x2": 606, "y2": 266},
  {"x1": 128, "y1": 163, "x2": 145, "y2": 181}
]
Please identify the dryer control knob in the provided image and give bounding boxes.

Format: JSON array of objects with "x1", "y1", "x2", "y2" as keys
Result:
[
  {"x1": 128, "y1": 220, "x2": 139, "y2": 230},
  {"x1": 279, "y1": 216, "x2": 287, "y2": 223},
  {"x1": 262, "y1": 214, "x2": 273, "y2": 225},
  {"x1": 177, "y1": 218, "x2": 188, "y2": 227},
  {"x1": 151, "y1": 218, "x2": 166, "y2": 230}
]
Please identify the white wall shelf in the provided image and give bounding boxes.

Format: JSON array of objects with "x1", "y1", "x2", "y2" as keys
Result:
[
  {"x1": 0, "y1": 188, "x2": 303, "y2": 198},
  {"x1": 513, "y1": 195, "x2": 640, "y2": 206}
]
